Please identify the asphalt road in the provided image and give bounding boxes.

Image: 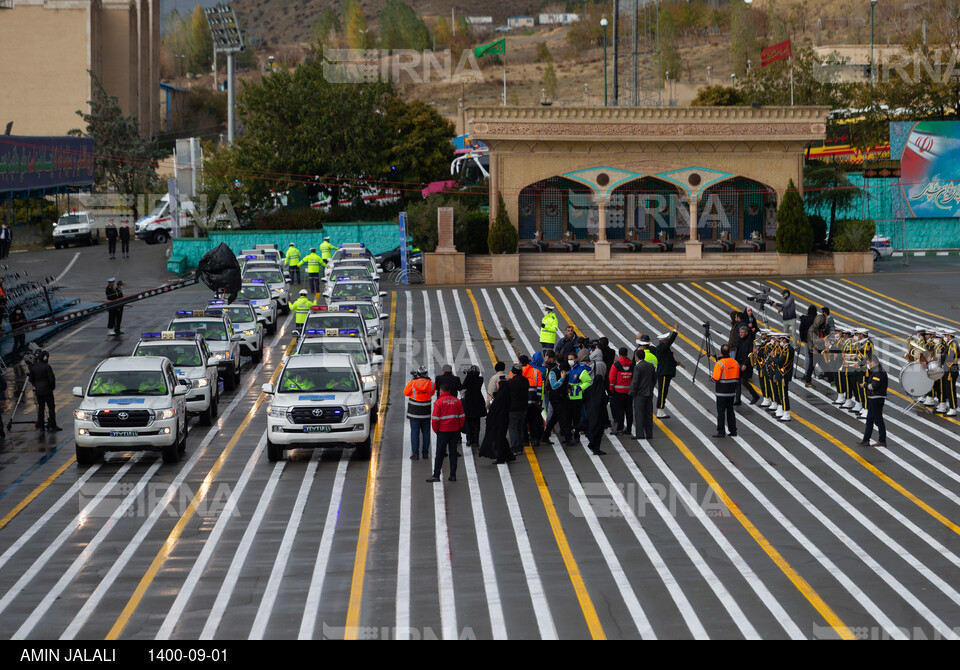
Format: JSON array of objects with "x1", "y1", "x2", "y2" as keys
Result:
[{"x1": 1, "y1": 245, "x2": 959, "y2": 641}]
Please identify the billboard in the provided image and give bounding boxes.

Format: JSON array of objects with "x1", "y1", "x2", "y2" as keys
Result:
[
  {"x1": 0, "y1": 136, "x2": 95, "y2": 194},
  {"x1": 890, "y1": 121, "x2": 960, "y2": 218}
]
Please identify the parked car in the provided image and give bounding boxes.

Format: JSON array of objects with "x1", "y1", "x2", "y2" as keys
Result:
[
  {"x1": 871, "y1": 235, "x2": 892, "y2": 261},
  {"x1": 374, "y1": 245, "x2": 423, "y2": 273},
  {"x1": 53, "y1": 212, "x2": 100, "y2": 248}
]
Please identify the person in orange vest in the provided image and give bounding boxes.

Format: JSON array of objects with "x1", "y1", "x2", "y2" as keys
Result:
[
  {"x1": 404, "y1": 365, "x2": 434, "y2": 460},
  {"x1": 712, "y1": 344, "x2": 740, "y2": 438}
]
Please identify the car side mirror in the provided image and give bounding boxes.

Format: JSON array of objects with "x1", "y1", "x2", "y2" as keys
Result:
[
  {"x1": 73, "y1": 386, "x2": 83, "y2": 397},
  {"x1": 379, "y1": 291, "x2": 387, "y2": 298},
  {"x1": 174, "y1": 385, "x2": 189, "y2": 396},
  {"x1": 231, "y1": 333, "x2": 243, "y2": 342},
  {"x1": 379, "y1": 314, "x2": 388, "y2": 320},
  {"x1": 262, "y1": 383, "x2": 274, "y2": 394},
  {"x1": 372, "y1": 355, "x2": 384, "y2": 365},
  {"x1": 363, "y1": 380, "x2": 377, "y2": 393},
  {"x1": 207, "y1": 357, "x2": 218, "y2": 367}
]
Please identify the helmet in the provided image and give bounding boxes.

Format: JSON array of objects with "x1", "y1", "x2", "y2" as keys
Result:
[
  {"x1": 299, "y1": 289, "x2": 308, "y2": 296},
  {"x1": 415, "y1": 365, "x2": 428, "y2": 378}
]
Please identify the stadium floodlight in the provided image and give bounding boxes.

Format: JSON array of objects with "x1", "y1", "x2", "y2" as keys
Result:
[{"x1": 204, "y1": 4, "x2": 245, "y2": 144}]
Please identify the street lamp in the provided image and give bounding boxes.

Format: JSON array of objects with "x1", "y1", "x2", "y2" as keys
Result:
[
  {"x1": 870, "y1": 0, "x2": 878, "y2": 86},
  {"x1": 601, "y1": 17, "x2": 608, "y2": 106}
]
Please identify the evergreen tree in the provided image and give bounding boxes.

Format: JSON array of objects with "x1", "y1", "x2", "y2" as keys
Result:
[
  {"x1": 343, "y1": 0, "x2": 373, "y2": 50},
  {"x1": 729, "y1": 0, "x2": 757, "y2": 77},
  {"x1": 659, "y1": 9, "x2": 683, "y2": 84},
  {"x1": 774, "y1": 179, "x2": 813, "y2": 254},
  {"x1": 488, "y1": 193, "x2": 518, "y2": 254},
  {"x1": 189, "y1": 5, "x2": 213, "y2": 73},
  {"x1": 543, "y1": 63, "x2": 558, "y2": 99},
  {"x1": 313, "y1": 6, "x2": 342, "y2": 47}
]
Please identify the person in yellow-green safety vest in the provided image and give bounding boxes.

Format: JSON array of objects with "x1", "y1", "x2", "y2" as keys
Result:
[
  {"x1": 302, "y1": 248, "x2": 323, "y2": 295},
  {"x1": 540, "y1": 304, "x2": 559, "y2": 351},
  {"x1": 285, "y1": 243, "x2": 302, "y2": 285},
  {"x1": 320, "y1": 236, "x2": 337, "y2": 262},
  {"x1": 291, "y1": 289, "x2": 315, "y2": 335}
]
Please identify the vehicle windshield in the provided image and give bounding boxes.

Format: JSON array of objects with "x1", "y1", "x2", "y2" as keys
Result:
[
  {"x1": 330, "y1": 260, "x2": 375, "y2": 274},
  {"x1": 57, "y1": 215, "x2": 82, "y2": 226},
  {"x1": 332, "y1": 282, "x2": 376, "y2": 299},
  {"x1": 147, "y1": 199, "x2": 168, "y2": 217},
  {"x1": 244, "y1": 269, "x2": 284, "y2": 284},
  {"x1": 224, "y1": 307, "x2": 255, "y2": 325},
  {"x1": 304, "y1": 315, "x2": 364, "y2": 331},
  {"x1": 239, "y1": 285, "x2": 271, "y2": 300},
  {"x1": 278, "y1": 367, "x2": 359, "y2": 393},
  {"x1": 89, "y1": 370, "x2": 168, "y2": 396},
  {"x1": 357, "y1": 304, "x2": 378, "y2": 320},
  {"x1": 331, "y1": 268, "x2": 372, "y2": 281},
  {"x1": 134, "y1": 344, "x2": 203, "y2": 367},
  {"x1": 298, "y1": 341, "x2": 368, "y2": 364},
  {"x1": 169, "y1": 320, "x2": 228, "y2": 341}
]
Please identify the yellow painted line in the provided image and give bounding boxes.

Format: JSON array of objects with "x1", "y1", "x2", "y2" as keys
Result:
[
  {"x1": 655, "y1": 415, "x2": 856, "y2": 640},
  {"x1": 840, "y1": 278, "x2": 960, "y2": 327},
  {"x1": 0, "y1": 456, "x2": 76, "y2": 532},
  {"x1": 344, "y1": 291, "x2": 396, "y2": 639},
  {"x1": 106, "y1": 337, "x2": 297, "y2": 640},
  {"x1": 615, "y1": 283, "x2": 858, "y2": 636},
  {"x1": 476, "y1": 288, "x2": 606, "y2": 640}
]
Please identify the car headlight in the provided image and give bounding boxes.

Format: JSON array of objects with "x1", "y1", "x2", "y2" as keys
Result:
[
  {"x1": 243, "y1": 329, "x2": 256, "y2": 336},
  {"x1": 213, "y1": 352, "x2": 224, "y2": 361},
  {"x1": 156, "y1": 408, "x2": 177, "y2": 420},
  {"x1": 194, "y1": 378, "x2": 210, "y2": 388},
  {"x1": 348, "y1": 404, "x2": 369, "y2": 417},
  {"x1": 274, "y1": 288, "x2": 285, "y2": 294},
  {"x1": 259, "y1": 305, "x2": 270, "y2": 311},
  {"x1": 361, "y1": 375, "x2": 377, "y2": 386},
  {"x1": 268, "y1": 405, "x2": 289, "y2": 419},
  {"x1": 367, "y1": 326, "x2": 379, "y2": 335},
  {"x1": 74, "y1": 409, "x2": 94, "y2": 421}
]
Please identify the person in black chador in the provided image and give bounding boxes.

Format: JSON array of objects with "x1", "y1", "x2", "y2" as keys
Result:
[
  {"x1": 478, "y1": 374, "x2": 515, "y2": 464},
  {"x1": 460, "y1": 365, "x2": 486, "y2": 447}
]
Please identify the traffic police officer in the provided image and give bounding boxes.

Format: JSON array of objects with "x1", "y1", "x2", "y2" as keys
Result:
[
  {"x1": 285, "y1": 242, "x2": 302, "y2": 284},
  {"x1": 540, "y1": 305, "x2": 559, "y2": 352},
  {"x1": 320, "y1": 236, "x2": 337, "y2": 263},
  {"x1": 290, "y1": 289, "x2": 314, "y2": 332},
  {"x1": 302, "y1": 248, "x2": 323, "y2": 295}
]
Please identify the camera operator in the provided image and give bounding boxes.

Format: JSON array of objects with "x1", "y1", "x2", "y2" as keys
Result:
[{"x1": 28, "y1": 349, "x2": 62, "y2": 432}]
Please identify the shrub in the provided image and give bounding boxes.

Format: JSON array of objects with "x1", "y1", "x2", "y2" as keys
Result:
[
  {"x1": 830, "y1": 219, "x2": 875, "y2": 252},
  {"x1": 775, "y1": 179, "x2": 813, "y2": 254},
  {"x1": 487, "y1": 193, "x2": 518, "y2": 254}
]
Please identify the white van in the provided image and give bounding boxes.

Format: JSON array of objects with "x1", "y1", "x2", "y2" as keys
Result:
[{"x1": 134, "y1": 194, "x2": 197, "y2": 244}]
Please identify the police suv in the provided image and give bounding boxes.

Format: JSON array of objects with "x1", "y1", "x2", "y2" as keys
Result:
[
  {"x1": 301, "y1": 304, "x2": 371, "y2": 352},
  {"x1": 323, "y1": 253, "x2": 381, "y2": 283},
  {"x1": 167, "y1": 309, "x2": 242, "y2": 391},
  {"x1": 73, "y1": 356, "x2": 189, "y2": 465},
  {"x1": 132, "y1": 331, "x2": 220, "y2": 426},
  {"x1": 262, "y1": 353, "x2": 375, "y2": 462},
  {"x1": 293, "y1": 328, "x2": 383, "y2": 412},
  {"x1": 238, "y1": 280, "x2": 278, "y2": 335},
  {"x1": 212, "y1": 299, "x2": 265, "y2": 365},
  {"x1": 242, "y1": 264, "x2": 290, "y2": 314},
  {"x1": 328, "y1": 278, "x2": 387, "y2": 314}
]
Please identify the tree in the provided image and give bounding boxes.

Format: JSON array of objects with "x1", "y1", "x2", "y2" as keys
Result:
[
  {"x1": 729, "y1": 0, "x2": 757, "y2": 77},
  {"x1": 313, "y1": 6, "x2": 342, "y2": 47},
  {"x1": 543, "y1": 63, "x2": 558, "y2": 99},
  {"x1": 775, "y1": 179, "x2": 813, "y2": 254},
  {"x1": 736, "y1": 47, "x2": 855, "y2": 107},
  {"x1": 343, "y1": 0, "x2": 373, "y2": 50},
  {"x1": 659, "y1": 9, "x2": 683, "y2": 83},
  {"x1": 189, "y1": 5, "x2": 213, "y2": 74},
  {"x1": 488, "y1": 193, "x2": 518, "y2": 254},
  {"x1": 378, "y1": 0, "x2": 429, "y2": 51},
  {"x1": 803, "y1": 161, "x2": 861, "y2": 232},
  {"x1": 383, "y1": 97, "x2": 455, "y2": 188},
  {"x1": 433, "y1": 17, "x2": 452, "y2": 48},
  {"x1": 69, "y1": 74, "x2": 165, "y2": 222},
  {"x1": 691, "y1": 85, "x2": 745, "y2": 106}
]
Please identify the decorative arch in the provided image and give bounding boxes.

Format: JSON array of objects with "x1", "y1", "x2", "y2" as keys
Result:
[
  {"x1": 610, "y1": 177, "x2": 687, "y2": 242},
  {"x1": 697, "y1": 176, "x2": 779, "y2": 241},
  {"x1": 518, "y1": 176, "x2": 594, "y2": 241}
]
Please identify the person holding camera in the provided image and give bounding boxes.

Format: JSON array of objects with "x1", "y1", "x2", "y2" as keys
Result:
[{"x1": 29, "y1": 350, "x2": 62, "y2": 432}]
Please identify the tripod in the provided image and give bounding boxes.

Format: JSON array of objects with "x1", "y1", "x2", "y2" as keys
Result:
[{"x1": 693, "y1": 325, "x2": 715, "y2": 384}]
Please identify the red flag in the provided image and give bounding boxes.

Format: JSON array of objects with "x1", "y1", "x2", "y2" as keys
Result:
[{"x1": 761, "y1": 39, "x2": 792, "y2": 67}]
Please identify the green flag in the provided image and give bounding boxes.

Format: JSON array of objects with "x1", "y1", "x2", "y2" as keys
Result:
[{"x1": 473, "y1": 38, "x2": 506, "y2": 58}]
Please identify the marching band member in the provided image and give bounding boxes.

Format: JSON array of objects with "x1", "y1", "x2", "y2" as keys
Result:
[
  {"x1": 772, "y1": 333, "x2": 794, "y2": 421},
  {"x1": 940, "y1": 330, "x2": 959, "y2": 416}
]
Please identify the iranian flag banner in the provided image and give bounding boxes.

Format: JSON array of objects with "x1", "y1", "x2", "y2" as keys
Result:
[{"x1": 761, "y1": 39, "x2": 791, "y2": 67}]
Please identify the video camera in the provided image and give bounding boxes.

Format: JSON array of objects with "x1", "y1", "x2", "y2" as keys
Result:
[
  {"x1": 747, "y1": 285, "x2": 773, "y2": 306},
  {"x1": 22, "y1": 342, "x2": 47, "y2": 367}
]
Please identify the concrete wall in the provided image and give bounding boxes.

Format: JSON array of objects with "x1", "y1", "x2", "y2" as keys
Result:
[
  {"x1": 170, "y1": 223, "x2": 405, "y2": 270},
  {"x1": 101, "y1": 0, "x2": 138, "y2": 118}
]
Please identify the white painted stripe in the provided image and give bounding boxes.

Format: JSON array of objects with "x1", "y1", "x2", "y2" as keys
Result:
[
  {"x1": 480, "y1": 288, "x2": 518, "y2": 359},
  {"x1": 60, "y1": 311, "x2": 296, "y2": 639},
  {"x1": 554, "y1": 436, "x2": 656, "y2": 638},
  {"x1": 433, "y1": 290, "x2": 458, "y2": 639},
  {"x1": 820, "y1": 278, "x2": 952, "y2": 332},
  {"x1": 395, "y1": 293, "x2": 413, "y2": 636},
  {"x1": 55, "y1": 252, "x2": 81, "y2": 283},
  {"x1": 12, "y1": 457, "x2": 159, "y2": 639},
  {"x1": 156, "y1": 432, "x2": 268, "y2": 639},
  {"x1": 915, "y1": 251, "x2": 927, "y2": 256},
  {"x1": 647, "y1": 282, "x2": 960, "y2": 615},
  {"x1": 893, "y1": 252, "x2": 904, "y2": 257},
  {"x1": 248, "y1": 458, "x2": 319, "y2": 639},
  {"x1": 201, "y1": 461, "x2": 284, "y2": 639},
  {"x1": 497, "y1": 464, "x2": 558, "y2": 639},
  {"x1": 299, "y1": 454, "x2": 351, "y2": 639},
  {"x1": 0, "y1": 457, "x2": 139, "y2": 618},
  {"x1": 451, "y1": 289, "x2": 508, "y2": 640}
]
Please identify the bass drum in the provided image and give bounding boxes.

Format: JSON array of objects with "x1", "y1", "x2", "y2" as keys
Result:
[
  {"x1": 900, "y1": 361, "x2": 936, "y2": 396},
  {"x1": 926, "y1": 361, "x2": 945, "y2": 380}
]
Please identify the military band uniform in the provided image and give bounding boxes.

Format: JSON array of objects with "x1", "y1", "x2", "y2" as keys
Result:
[
  {"x1": 940, "y1": 336, "x2": 959, "y2": 414},
  {"x1": 857, "y1": 361, "x2": 888, "y2": 447},
  {"x1": 771, "y1": 338, "x2": 794, "y2": 419}
]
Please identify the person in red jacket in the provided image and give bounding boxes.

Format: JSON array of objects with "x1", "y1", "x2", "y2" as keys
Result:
[
  {"x1": 608, "y1": 346, "x2": 635, "y2": 435},
  {"x1": 427, "y1": 382, "x2": 465, "y2": 483}
]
